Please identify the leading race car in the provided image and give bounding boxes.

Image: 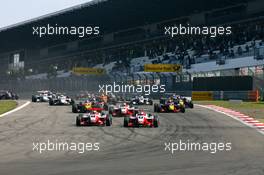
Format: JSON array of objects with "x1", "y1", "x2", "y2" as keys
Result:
[
  {"x1": 129, "y1": 96, "x2": 153, "y2": 105},
  {"x1": 32, "y1": 91, "x2": 53, "y2": 102},
  {"x1": 109, "y1": 103, "x2": 137, "y2": 117},
  {"x1": 49, "y1": 94, "x2": 74, "y2": 106},
  {"x1": 154, "y1": 98, "x2": 185, "y2": 113},
  {"x1": 123, "y1": 111, "x2": 159, "y2": 128},
  {"x1": 76, "y1": 110, "x2": 112, "y2": 127}
]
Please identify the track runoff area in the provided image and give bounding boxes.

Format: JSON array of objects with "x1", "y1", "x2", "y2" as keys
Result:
[{"x1": 0, "y1": 87, "x2": 263, "y2": 175}]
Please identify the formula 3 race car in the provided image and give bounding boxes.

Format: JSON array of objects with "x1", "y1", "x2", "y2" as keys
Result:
[
  {"x1": 32, "y1": 91, "x2": 53, "y2": 102},
  {"x1": 109, "y1": 103, "x2": 137, "y2": 117},
  {"x1": 182, "y1": 96, "x2": 194, "y2": 108},
  {"x1": 129, "y1": 96, "x2": 153, "y2": 105},
  {"x1": 72, "y1": 99, "x2": 108, "y2": 113},
  {"x1": 76, "y1": 111, "x2": 112, "y2": 127},
  {"x1": 169, "y1": 95, "x2": 194, "y2": 109},
  {"x1": 154, "y1": 99, "x2": 185, "y2": 113},
  {"x1": 123, "y1": 111, "x2": 159, "y2": 128},
  {"x1": 49, "y1": 94, "x2": 74, "y2": 106},
  {"x1": 0, "y1": 90, "x2": 19, "y2": 100}
]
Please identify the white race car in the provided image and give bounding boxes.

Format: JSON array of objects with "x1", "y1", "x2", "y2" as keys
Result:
[
  {"x1": 32, "y1": 91, "x2": 53, "y2": 102},
  {"x1": 49, "y1": 94, "x2": 73, "y2": 106},
  {"x1": 130, "y1": 96, "x2": 153, "y2": 105},
  {"x1": 124, "y1": 111, "x2": 159, "y2": 127},
  {"x1": 76, "y1": 111, "x2": 112, "y2": 126},
  {"x1": 109, "y1": 103, "x2": 137, "y2": 117}
]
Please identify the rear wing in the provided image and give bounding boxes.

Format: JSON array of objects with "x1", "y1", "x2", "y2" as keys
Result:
[{"x1": 87, "y1": 107, "x2": 104, "y2": 112}]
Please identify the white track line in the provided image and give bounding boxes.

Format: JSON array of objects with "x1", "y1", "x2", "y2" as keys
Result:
[
  {"x1": 0, "y1": 101, "x2": 31, "y2": 118},
  {"x1": 196, "y1": 104, "x2": 264, "y2": 136}
]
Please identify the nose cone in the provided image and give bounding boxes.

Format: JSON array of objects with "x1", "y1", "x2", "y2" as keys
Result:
[{"x1": 138, "y1": 117, "x2": 144, "y2": 123}]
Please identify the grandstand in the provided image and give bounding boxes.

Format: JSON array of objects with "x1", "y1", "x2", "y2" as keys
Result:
[{"x1": 0, "y1": 0, "x2": 264, "y2": 98}]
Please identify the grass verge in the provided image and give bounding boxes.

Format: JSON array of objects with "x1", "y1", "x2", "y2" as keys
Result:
[
  {"x1": 0, "y1": 100, "x2": 17, "y2": 115},
  {"x1": 196, "y1": 101, "x2": 264, "y2": 123}
]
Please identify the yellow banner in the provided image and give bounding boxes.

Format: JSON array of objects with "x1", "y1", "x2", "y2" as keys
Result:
[
  {"x1": 72, "y1": 67, "x2": 105, "y2": 75},
  {"x1": 192, "y1": 91, "x2": 213, "y2": 101},
  {"x1": 144, "y1": 64, "x2": 182, "y2": 73}
]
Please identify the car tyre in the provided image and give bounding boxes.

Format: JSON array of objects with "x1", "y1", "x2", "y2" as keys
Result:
[
  {"x1": 106, "y1": 115, "x2": 112, "y2": 126},
  {"x1": 154, "y1": 104, "x2": 158, "y2": 112},
  {"x1": 76, "y1": 117, "x2": 81, "y2": 126},
  {"x1": 72, "y1": 104, "x2": 78, "y2": 113},
  {"x1": 124, "y1": 116, "x2": 129, "y2": 127},
  {"x1": 49, "y1": 100, "x2": 54, "y2": 106},
  {"x1": 180, "y1": 107, "x2": 185, "y2": 113},
  {"x1": 154, "y1": 115, "x2": 159, "y2": 128},
  {"x1": 32, "y1": 96, "x2": 37, "y2": 102}
]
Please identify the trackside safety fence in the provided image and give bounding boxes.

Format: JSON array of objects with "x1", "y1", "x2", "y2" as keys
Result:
[{"x1": 192, "y1": 91, "x2": 259, "y2": 102}]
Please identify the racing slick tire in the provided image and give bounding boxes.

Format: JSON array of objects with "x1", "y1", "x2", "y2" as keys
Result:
[
  {"x1": 180, "y1": 107, "x2": 185, "y2": 113},
  {"x1": 76, "y1": 117, "x2": 81, "y2": 126},
  {"x1": 124, "y1": 116, "x2": 129, "y2": 127},
  {"x1": 72, "y1": 104, "x2": 78, "y2": 113},
  {"x1": 153, "y1": 115, "x2": 159, "y2": 128},
  {"x1": 49, "y1": 100, "x2": 54, "y2": 106},
  {"x1": 106, "y1": 115, "x2": 112, "y2": 126},
  {"x1": 32, "y1": 96, "x2": 37, "y2": 102},
  {"x1": 154, "y1": 104, "x2": 160, "y2": 113},
  {"x1": 189, "y1": 103, "x2": 194, "y2": 108},
  {"x1": 154, "y1": 104, "x2": 158, "y2": 112}
]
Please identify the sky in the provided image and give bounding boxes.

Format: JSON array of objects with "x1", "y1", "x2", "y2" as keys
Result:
[{"x1": 0, "y1": 0, "x2": 93, "y2": 29}]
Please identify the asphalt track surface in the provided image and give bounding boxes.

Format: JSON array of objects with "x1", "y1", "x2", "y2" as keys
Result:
[{"x1": 0, "y1": 101, "x2": 263, "y2": 175}]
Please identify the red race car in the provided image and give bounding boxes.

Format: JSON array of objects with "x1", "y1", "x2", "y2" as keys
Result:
[
  {"x1": 76, "y1": 111, "x2": 112, "y2": 126},
  {"x1": 109, "y1": 103, "x2": 137, "y2": 117},
  {"x1": 123, "y1": 111, "x2": 159, "y2": 128}
]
